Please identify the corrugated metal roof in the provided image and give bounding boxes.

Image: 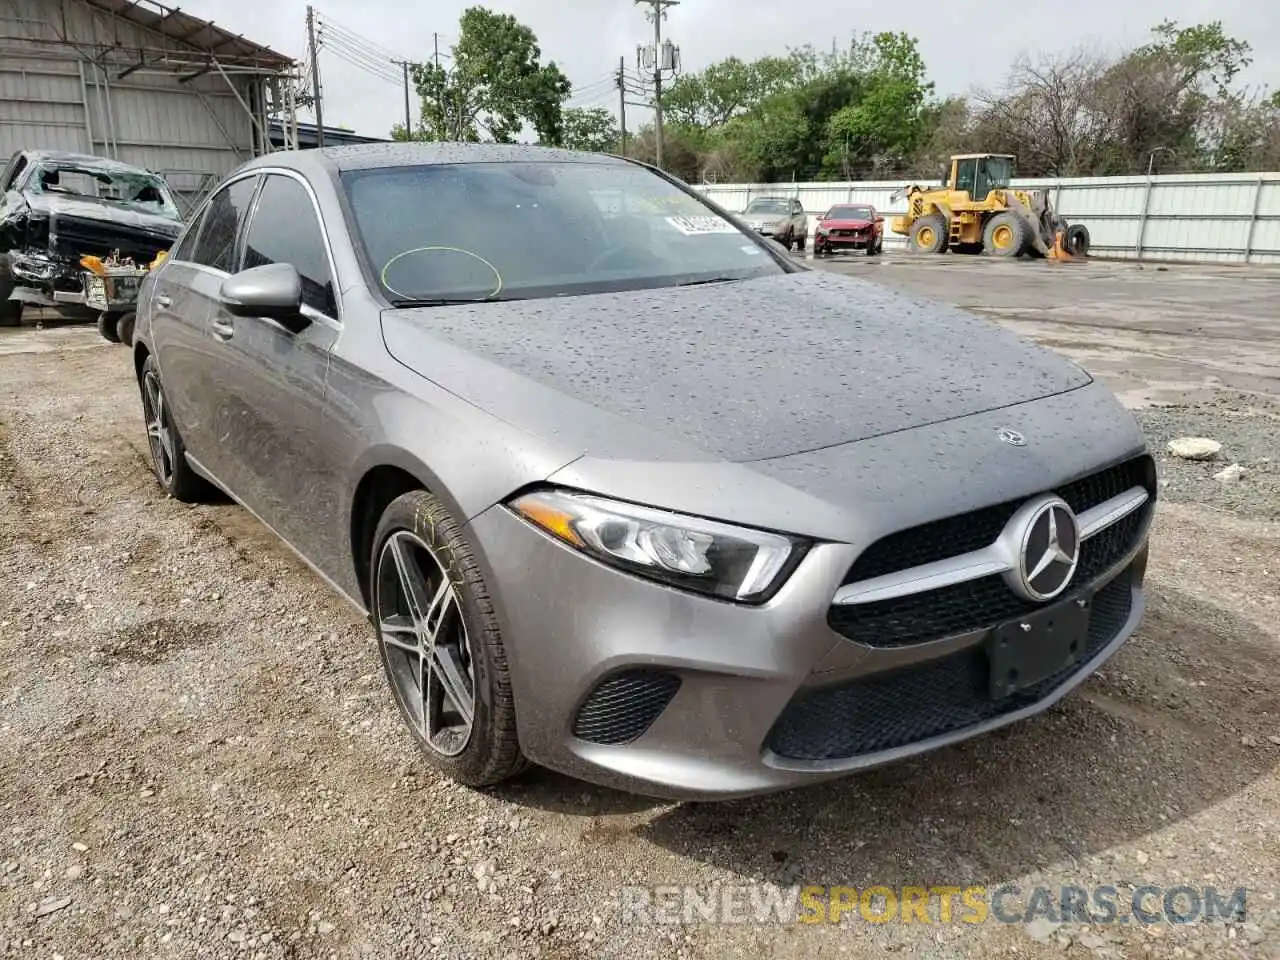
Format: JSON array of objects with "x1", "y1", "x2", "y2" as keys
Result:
[{"x1": 76, "y1": 0, "x2": 293, "y2": 69}]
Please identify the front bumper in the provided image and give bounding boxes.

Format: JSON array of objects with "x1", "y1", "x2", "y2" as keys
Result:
[
  {"x1": 466, "y1": 467, "x2": 1153, "y2": 800},
  {"x1": 816, "y1": 232, "x2": 874, "y2": 250},
  {"x1": 6, "y1": 250, "x2": 86, "y2": 306}
]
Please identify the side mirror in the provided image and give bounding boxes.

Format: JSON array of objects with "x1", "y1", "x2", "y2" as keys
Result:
[
  {"x1": 219, "y1": 263, "x2": 308, "y2": 333},
  {"x1": 876, "y1": 216, "x2": 884, "y2": 223}
]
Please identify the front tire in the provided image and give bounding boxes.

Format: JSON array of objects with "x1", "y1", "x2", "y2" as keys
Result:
[
  {"x1": 983, "y1": 212, "x2": 1029, "y2": 257},
  {"x1": 0, "y1": 254, "x2": 21, "y2": 327},
  {"x1": 139, "y1": 354, "x2": 214, "y2": 502},
  {"x1": 371, "y1": 490, "x2": 526, "y2": 788},
  {"x1": 910, "y1": 213, "x2": 948, "y2": 254}
]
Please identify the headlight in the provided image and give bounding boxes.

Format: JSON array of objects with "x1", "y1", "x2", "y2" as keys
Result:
[{"x1": 509, "y1": 489, "x2": 807, "y2": 603}]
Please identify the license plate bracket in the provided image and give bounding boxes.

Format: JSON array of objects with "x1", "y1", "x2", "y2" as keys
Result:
[{"x1": 987, "y1": 593, "x2": 1091, "y2": 699}]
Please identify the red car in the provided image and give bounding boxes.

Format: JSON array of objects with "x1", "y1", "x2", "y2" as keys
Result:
[{"x1": 813, "y1": 203, "x2": 884, "y2": 257}]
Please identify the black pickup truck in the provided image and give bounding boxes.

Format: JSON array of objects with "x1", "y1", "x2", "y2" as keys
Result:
[{"x1": 0, "y1": 150, "x2": 183, "y2": 332}]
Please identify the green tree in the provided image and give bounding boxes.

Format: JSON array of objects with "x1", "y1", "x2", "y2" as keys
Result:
[
  {"x1": 663, "y1": 56, "x2": 800, "y2": 130},
  {"x1": 822, "y1": 32, "x2": 935, "y2": 176},
  {"x1": 559, "y1": 107, "x2": 620, "y2": 153},
  {"x1": 407, "y1": 7, "x2": 571, "y2": 144}
]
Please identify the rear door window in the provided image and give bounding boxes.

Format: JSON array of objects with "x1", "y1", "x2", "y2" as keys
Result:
[
  {"x1": 171, "y1": 206, "x2": 208, "y2": 263},
  {"x1": 190, "y1": 176, "x2": 257, "y2": 272}
]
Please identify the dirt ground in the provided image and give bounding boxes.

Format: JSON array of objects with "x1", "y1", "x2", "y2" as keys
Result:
[{"x1": 1, "y1": 257, "x2": 1278, "y2": 960}]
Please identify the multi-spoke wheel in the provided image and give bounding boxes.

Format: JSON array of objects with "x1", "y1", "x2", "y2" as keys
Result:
[
  {"x1": 370, "y1": 490, "x2": 525, "y2": 786},
  {"x1": 142, "y1": 366, "x2": 176, "y2": 487},
  {"x1": 137, "y1": 354, "x2": 213, "y2": 502},
  {"x1": 377, "y1": 530, "x2": 476, "y2": 756}
]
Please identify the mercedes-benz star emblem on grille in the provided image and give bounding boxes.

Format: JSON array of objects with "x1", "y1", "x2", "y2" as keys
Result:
[
  {"x1": 1010, "y1": 497, "x2": 1080, "y2": 602},
  {"x1": 997, "y1": 427, "x2": 1026, "y2": 446}
]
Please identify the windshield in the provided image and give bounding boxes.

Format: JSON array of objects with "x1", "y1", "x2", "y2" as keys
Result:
[
  {"x1": 28, "y1": 162, "x2": 180, "y2": 219},
  {"x1": 744, "y1": 199, "x2": 790, "y2": 215},
  {"x1": 986, "y1": 156, "x2": 1013, "y2": 188},
  {"x1": 827, "y1": 205, "x2": 873, "y2": 220},
  {"x1": 342, "y1": 161, "x2": 784, "y2": 303}
]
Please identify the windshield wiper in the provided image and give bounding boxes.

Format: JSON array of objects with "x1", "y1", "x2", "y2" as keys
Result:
[
  {"x1": 389, "y1": 296, "x2": 521, "y2": 308},
  {"x1": 676, "y1": 276, "x2": 745, "y2": 287}
]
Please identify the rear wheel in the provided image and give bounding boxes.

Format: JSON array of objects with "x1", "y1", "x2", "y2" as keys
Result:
[
  {"x1": 910, "y1": 214, "x2": 948, "y2": 254},
  {"x1": 139, "y1": 354, "x2": 214, "y2": 502},
  {"x1": 97, "y1": 312, "x2": 121, "y2": 343},
  {"x1": 983, "y1": 213, "x2": 1029, "y2": 257},
  {"x1": 371, "y1": 490, "x2": 526, "y2": 787},
  {"x1": 116, "y1": 311, "x2": 137, "y2": 348}
]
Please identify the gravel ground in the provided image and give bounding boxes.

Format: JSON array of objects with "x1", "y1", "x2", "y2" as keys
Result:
[
  {"x1": 1135, "y1": 395, "x2": 1280, "y2": 521},
  {"x1": 2, "y1": 320, "x2": 1279, "y2": 960}
]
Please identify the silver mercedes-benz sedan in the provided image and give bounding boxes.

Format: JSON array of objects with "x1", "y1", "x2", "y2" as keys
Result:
[{"x1": 131, "y1": 143, "x2": 1154, "y2": 800}]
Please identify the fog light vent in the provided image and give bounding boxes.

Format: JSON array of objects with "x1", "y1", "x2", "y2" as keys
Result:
[{"x1": 572, "y1": 669, "x2": 681, "y2": 745}]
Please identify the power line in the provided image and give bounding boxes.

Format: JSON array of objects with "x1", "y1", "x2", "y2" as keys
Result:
[
  {"x1": 318, "y1": 31, "x2": 400, "y2": 75},
  {"x1": 324, "y1": 42, "x2": 402, "y2": 86},
  {"x1": 313, "y1": 11, "x2": 407, "y2": 62},
  {"x1": 319, "y1": 32, "x2": 402, "y2": 80}
]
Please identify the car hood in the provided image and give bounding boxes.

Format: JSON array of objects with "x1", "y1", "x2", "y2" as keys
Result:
[
  {"x1": 381, "y1": 270, "x2": 1091, "y2": 464},
  {"x1": 21, "y1": 192, "x2": 182, "y2": 236},
  {"x1": 822, "y1": 218, "x2": 874, "y2": 229}
]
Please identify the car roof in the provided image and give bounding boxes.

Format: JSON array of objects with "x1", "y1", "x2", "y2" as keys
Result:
[
  {"x1": 236, "y1": 142, "x2": 635, "y2": 177},
  {"x1": 20, "y1": 149, "x2": 160, "y2": 177}
]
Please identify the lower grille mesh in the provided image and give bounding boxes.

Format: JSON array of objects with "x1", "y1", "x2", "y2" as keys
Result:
[
  {"x1": 768, "y1": 567, "x2": 1135, "y2": 762},
  {"x1": 572, "y1": 669, "x2": 681, "y2": 745}
]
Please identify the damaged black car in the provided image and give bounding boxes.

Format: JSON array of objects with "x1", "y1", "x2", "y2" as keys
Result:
[{"x1": 0, "y1": 150, "x2": 183, "y2": 328}]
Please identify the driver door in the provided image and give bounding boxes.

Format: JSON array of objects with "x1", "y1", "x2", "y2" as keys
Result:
[{"x1": 209, "y1": 171, "x2": 340, "y2": 559}]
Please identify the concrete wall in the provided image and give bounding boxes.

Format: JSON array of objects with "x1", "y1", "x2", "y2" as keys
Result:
[
  {"x1": 695, "y1": 172, "x2": 1280, "y2": 265},
  {"x1": 0, "y1": 0, "x2": 274, "y2": 212}
]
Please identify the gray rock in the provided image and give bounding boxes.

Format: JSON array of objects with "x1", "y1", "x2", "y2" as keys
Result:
[
  {"x1": 1025, "y1": 917, "x2": 1061, "y2": 942},
  {"x1": 35, "y1": 896, "x2": 72, "y2": 918},
  {"x1": 1168, "y1": 437, "x2": 1222, "y2": 460},
  {"x1": 1212, "y1": 463, "x2": 1248, "y2": 483}
]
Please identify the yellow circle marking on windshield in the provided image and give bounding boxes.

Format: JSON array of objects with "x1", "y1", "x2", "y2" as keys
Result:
[{"x1": 380, "y1": 246, "x2": 504, "y2": 300}]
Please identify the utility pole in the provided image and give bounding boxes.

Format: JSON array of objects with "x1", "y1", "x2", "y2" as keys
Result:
[
  {"x1": 617, "y1": 56, "x2": 628, "y2": 156},
  {"x1": 433, "y1": 33, "x2": 440, "y2": 70},
  {"x1": 395, "y1": 60, "x2": 412, "y2": 139},
  {"x1": 634, "y1": 0, "x2": 679, "y2": 170},
  {"x1": 305, "y1": 5, "x2": 324, "y2": 147}
]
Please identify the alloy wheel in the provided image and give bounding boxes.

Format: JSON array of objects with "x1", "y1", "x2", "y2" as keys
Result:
[
  {"x1": 142, "y1": 370, "x2": 175, "y2": 486},
  {"x1": 375, "y1": 530, "x2": 476, "y2": 757}
]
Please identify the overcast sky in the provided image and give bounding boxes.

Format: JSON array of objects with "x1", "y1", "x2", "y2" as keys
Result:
[{"x1": 195, "y1": 0, "x2": 1278, "y2": 140}]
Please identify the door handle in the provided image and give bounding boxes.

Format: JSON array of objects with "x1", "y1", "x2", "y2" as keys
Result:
[
  {"x1": 154, "y1": 294, "x2": 171, "y2": 308},
  {"x1": 210, "y1": 317, "x2": 234, "y2": 339}
]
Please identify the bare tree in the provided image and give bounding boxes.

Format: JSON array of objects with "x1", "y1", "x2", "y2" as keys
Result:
[{"x1": 968, "y1": 48, "x2": 1110, "y2": 176}]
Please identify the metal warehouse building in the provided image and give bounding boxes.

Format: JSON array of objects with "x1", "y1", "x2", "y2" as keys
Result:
[{"x1": 0, "y1": 0, "x2": 299, "y2": 212}]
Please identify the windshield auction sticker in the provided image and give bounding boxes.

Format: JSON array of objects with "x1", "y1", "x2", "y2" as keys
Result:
[{"x1": 665, "y1": 215, "x2": 741, "y2": 235}]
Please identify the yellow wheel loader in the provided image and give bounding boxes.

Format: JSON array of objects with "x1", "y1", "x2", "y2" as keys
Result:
[{"x1": 890, "y1": 154, "x2": 1090, "y2": 259}]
